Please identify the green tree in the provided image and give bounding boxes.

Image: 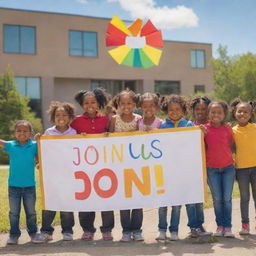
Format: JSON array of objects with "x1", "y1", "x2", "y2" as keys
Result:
[
  {"x1": 212, "y1": 45, "x2": 256, "y2": 103},
  {"x1": 0, "y1": 66, "x2": 43, "y2": 163}
]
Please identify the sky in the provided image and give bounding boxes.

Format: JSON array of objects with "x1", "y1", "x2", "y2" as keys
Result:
[{"x1": 0, "y1": 0, "x2": 255, "y2": 57}]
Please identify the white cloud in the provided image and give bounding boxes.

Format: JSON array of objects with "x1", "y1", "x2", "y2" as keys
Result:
[
  {"x1": 76, "y1": 0, "x2": 88, "y2": 4},
  {"x1": 108, "y1": 0, "x2": 198, "y2": 29}
]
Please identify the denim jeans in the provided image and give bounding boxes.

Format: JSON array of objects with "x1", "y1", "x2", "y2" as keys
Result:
[
  {"x1": 120, "y1": 209, "x2": 143, "y2": 234},
  {"x1": 79, "y1": 211, "x2": 114, "y2": 233},
  {"x1": 158, "y1": 204, "x2": 202, "y2": 233},
  {"x1": 207, "y1": 164, "x2": 235, "y2": 228},
  {"x1": 8, "y1": 186, "x2": 37, "y2": 237},
  {"x1": 41, "y1": 210, "x2": 74, "y2": 234},
  {"x1": 236, "y1": 167, "x2": 256, "y2": 224}
]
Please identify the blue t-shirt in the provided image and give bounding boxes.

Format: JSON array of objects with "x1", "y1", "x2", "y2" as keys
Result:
[
  {"x1": 160, "y1": 118, "x2": 194, "y2": 129},
  {"x1": 4, "y1": 140, "x2": 38, "y2": 187}
]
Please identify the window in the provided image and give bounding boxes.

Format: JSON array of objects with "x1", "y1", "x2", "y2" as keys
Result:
[
  {"x1": 194, "y1": 85, "x2": 205, "y2": 93},
  {"x1": 69, "y1": 30, "x2": 98, "y2": 57},
  {"x1": 155, "y1": 81, "x2": 180, "y2": 95},
  {"x1": 15, "y1": 77, "x2": 41, "y2": 117},
  {"x1": 91, "y1": 80, "x2": 136, "y2": 96},
  {"x1": 191, "y1": 50, "x2": 205, "y2": 68},
  {"x1": 3, "y1": 25, "x2": 36, "y2": 54}
]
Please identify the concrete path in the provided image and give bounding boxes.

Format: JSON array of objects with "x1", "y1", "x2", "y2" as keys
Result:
[{"x1": 0, "y1": 199, "x2": 256, "y2": 256}]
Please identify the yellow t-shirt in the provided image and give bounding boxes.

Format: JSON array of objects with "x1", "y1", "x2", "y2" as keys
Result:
[{"x1": 233, "y1": 123, "x2": 256, "y2": 169}]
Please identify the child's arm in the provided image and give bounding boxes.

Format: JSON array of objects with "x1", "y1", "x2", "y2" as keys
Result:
[
  {"x1": 0, "y1": 139, "x2": 6, "y2": 147},
  {"x1": 108, "y1": 115, "x2": 116, "y2": 132}
]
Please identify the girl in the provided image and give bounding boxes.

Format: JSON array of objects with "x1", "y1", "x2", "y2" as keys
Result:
[
  {"x1": 205, "y1": 101, "x2": 235, "y2": 238},
  {"x1": 231, "y1": 98, "x2": 256, "y2": 235},
  {"x1": 189, "y1": 96, "x2": 212, "y2": 236},
  {"x1": 191, "y1": 96, "x2": 211, "y2": 125},
  {"x1": 137, "y1": 92, "x2": 162, "y2": 131},
  {"x1": 34, "y1": 101, "x2": 76, "y2": 243},
  {"x1": 0, "y1": 120, "x2": 39, "y2": 244},
  {"x1": 109, "y1": 89, "x2": 142, "y2": 242},
  {"x1": 71, "y1": 88, "x2": 114, "y2": 241},
  {"x1": 156, "y1": 95, "x2": 200, "y2": 241}
]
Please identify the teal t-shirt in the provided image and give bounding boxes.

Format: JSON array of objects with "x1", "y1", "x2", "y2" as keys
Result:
[{"x1": 4, "y1": 140, "x2": 38, "y2": 187}]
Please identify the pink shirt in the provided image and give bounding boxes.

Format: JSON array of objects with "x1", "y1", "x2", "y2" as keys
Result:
[
  {"x1": 138, "y1": 117, "x2": 163, "y2": 131},
  {"x1": 204, "y1": 123, "x2": 234, "y2": 168}
]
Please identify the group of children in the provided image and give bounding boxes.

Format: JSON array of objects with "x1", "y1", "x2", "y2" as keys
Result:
[{"x1": 1, "y1": 88, "x2": 256, "y2": 245}]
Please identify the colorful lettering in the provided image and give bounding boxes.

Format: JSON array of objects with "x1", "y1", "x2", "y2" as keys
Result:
[
  {"x1": 94, "y1": 168, "x2": 118, "y2": 198},
  {"x1": 124, "y1": 166, "x2": 151, "y2": 198}
]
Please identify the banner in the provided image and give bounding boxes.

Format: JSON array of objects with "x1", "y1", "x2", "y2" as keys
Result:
[{"x1": 38, "y1": 127, "x2": 206, "y2": 211}]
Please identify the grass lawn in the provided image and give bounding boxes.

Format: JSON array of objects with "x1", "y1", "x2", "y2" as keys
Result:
[{"x1": 0, "y1": 167, "x2": 240, "y2": 233}]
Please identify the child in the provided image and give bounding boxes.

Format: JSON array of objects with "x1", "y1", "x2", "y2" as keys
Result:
[
  {"x1": 34, "y1": 101, "x2": 76, "y2": 243},
  {"x1": 71, "y1": 88, "x2": 114, "y2": 241},
  {"x1": 231, "y1": 98, "x2": 256, "y2": 235},
  {"x1": 0, "y1": 120, "x2": 39, "y2": 245},
  {"x1": 205, "y1": 101, "x2": 235, "y2": 238},
  {"x1": 156, "y1": 95, "x2": 201, "y2": 241},
  {"x1": 190, "y1": 96, "x2": 211, "y2": 125},
  {"x1": 137, "y1": 92, "x2": 162, "y2": 130},
  {"x1": 189, "y1": 96, "x2": 212, "y2": 236},
  {"x1": 109, "y1": 89, "x2": 143, "y2": 242}
]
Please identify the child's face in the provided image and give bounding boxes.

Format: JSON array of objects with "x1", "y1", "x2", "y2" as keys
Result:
[
  {"x1": 208, "y1": 104, "x2": 225, "y2": 126},
  {"x1": 167, "y1": 103, "x2": 183, "y2": 122},
  {"x1": 15, "y1": 124, "x2": 32, "y2": 145},
  {"x1": 55, "y1": 108, "x2": 70, "y2": 128},
  {"x1": 119, "y1": 95, "x2": 135, "y2": 115},
  {"x1": 82, "y1": 95, "x2": 99, "y2": 117},
  {"x1": 194, "y1": 102, "x2": 208, "y2": 123},
  {"x1": 235, "y1": 104, "x2": 252, "y2": 126},
  {"x1": 141, "y1": 99, "x2": 157, "y2": 118}
]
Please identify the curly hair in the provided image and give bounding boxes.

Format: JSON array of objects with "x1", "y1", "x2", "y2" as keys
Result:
[
  {"x1": 47, "y1": 101, "x2": 76, "y2": 123},
  {"x1": 190, "y1": 96, "x2": 211, "y2": 111},
  {"x1": 74, "y1": 88, "x2": 108, "y2": 109},
  {"x1": 230, "y1": 97, "x2": 255, "y2": 122},
  {"x1": 161, "y1": 94, "x2": 188, "y2": 114},
  {"x1": 138, "y1": 92, "x2": 160, "y2": 107},
  {"x1": 112, "y1": 89, "x2": 139, "y2": 108}
]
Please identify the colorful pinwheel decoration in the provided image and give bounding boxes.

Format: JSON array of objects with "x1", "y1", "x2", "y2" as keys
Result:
[{"x1": 106, "y1": 15, "x2": 163, "y2": 69}]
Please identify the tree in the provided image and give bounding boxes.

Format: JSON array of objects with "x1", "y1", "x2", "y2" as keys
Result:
[
  {"x1": 0, "y1": 66, "x2": 42, "y2": 163},
  {"x1": 212, "y1": 45, "x2": 256, "y2": 103}
]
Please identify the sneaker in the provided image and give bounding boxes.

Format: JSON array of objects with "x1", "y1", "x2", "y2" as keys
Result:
[
  {"x1": 224, "y1": 227, "x2": 235, "y2": 238},
  {"x1": 31, "y1": 232, "x2": 53, "y2": 243},
  {"x1": 63, "y1": 233, "x2": 73, "y2": 241},
  {"x1": 81, "y1": 232, "x2": 94, "y2": 241},
  {"x1": 120, "y1": 233, "x2": 131, "y2": 242},
  {"x1": 132, "y1": 232, "x2": 144, "y2": 241},
  {"x1": 189, "y1": 228, "x2": 199, "y2": 238},
  {"x1": 102, "y1": 232, "x2": 113, "y2": 241},
  {"x1": 155, "y1": 231, "x2": 166, "y2": 241},
  {"x1": 213, "y1": 226, "x2": 224, "y2": 237},
  {"x1": 198, "y1": 226, "x2": 212, "y2": 236},
  {"x1": 239, "y1": 223, "x2": 250, "y2": 235},
  {"x1": 7, "y1": 236, "x2": 18, "y2": 245},
  {"x1": 170, "y1": 231, "x2": 179, "y2": 241}
]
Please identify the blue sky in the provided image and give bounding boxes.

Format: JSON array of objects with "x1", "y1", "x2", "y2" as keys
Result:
[{"x1": 0, "y1": 0, "x2": 255, "y2": 57}]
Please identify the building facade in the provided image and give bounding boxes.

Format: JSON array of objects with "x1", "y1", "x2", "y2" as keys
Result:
[{"x1": 0, "y1": 8, "x2": 213, "y2": 127}]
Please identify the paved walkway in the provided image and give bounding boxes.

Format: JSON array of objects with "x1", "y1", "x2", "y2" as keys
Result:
[{"x1": 0, "y1": 199, "x2": 256, "y2": 256}]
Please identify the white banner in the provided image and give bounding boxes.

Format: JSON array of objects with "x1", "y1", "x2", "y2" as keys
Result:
[{"x1": 38, "y1": 127, "x2": 206, "y2": 211}]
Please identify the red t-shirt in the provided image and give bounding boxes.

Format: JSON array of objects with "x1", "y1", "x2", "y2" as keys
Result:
[
  {"x1": 204, "y1": 123, "x2": 234, "y2": 168},
  {"x1": 70, "y1": 112, "x2": 108, "y2": 134}
]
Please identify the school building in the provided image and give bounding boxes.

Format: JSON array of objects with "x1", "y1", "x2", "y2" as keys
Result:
[{"x1": 0, "y1": 8, "x2": 214, "y2": 127}]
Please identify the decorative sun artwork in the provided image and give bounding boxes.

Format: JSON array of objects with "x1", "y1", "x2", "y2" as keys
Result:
[{"x1": 106, "y1": 15, "x2": 163, "y2": 68}]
